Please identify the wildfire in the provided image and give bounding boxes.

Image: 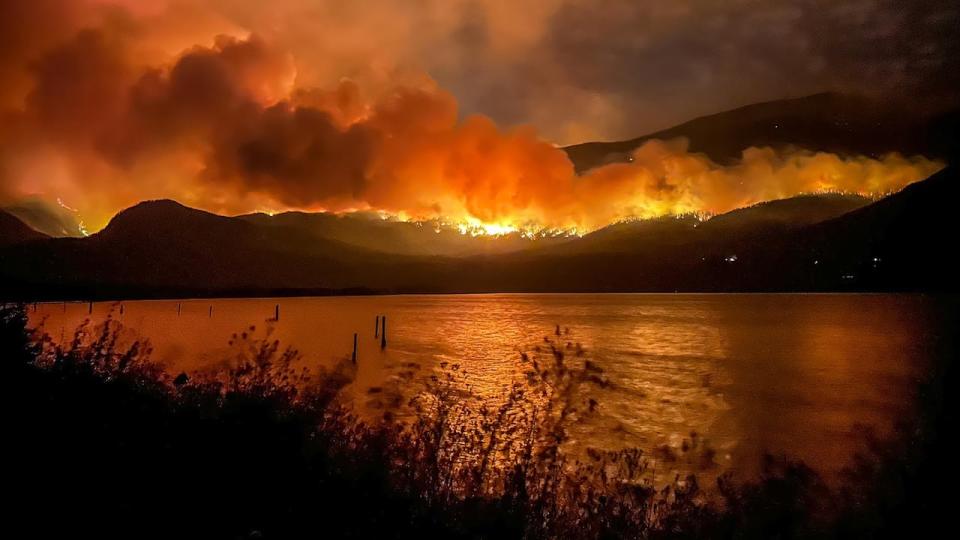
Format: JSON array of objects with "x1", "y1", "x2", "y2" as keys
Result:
[
  {"x1": 0, "y1": 20, "x2": 945, "y2": 235},
  {"x1": 456, "y1": 218, "x2": 520, "y2": 237}
]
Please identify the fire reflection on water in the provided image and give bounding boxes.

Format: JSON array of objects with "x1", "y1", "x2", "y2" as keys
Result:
[{"x1": 29, "y1": 293, "x2": 937, "y2": 485}]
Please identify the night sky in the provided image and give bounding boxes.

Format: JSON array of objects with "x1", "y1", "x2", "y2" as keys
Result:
[
  {"x1": 437, "y1": 0, "x2": 960, "y2": 142},
  {"x1": 4, "y1": 1, "x2": 957, "y2": 143}
]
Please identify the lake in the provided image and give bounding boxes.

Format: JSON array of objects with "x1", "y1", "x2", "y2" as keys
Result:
[{"x1": 28, "y1": 293, "x2": 950, "y2": 484}]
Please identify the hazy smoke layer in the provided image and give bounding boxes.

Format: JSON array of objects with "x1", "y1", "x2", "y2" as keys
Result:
[{"x1": 0, "y1": 1, "x2": 944, "y2": 233}]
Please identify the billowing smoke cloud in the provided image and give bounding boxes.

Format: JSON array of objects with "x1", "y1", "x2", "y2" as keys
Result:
[{"x1": 0, "y1": 0, "x2": 945, "y2": 234}]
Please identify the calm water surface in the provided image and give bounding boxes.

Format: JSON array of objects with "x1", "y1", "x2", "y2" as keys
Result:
[{"x1": 29, "y1": 293, "x2": 947, "y2": 482}]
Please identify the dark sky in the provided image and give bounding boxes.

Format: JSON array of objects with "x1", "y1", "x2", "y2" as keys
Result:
[
  {"x1": 430, "y1": 0, "x2": 960, "y2": 142},
  {"x1": 2, "y1": 0, "x2": 958, "y2": 144}
]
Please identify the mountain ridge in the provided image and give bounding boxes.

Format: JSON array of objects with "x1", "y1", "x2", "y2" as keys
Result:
[
  {"x1": 0, "y1": 210, "x2": 49, "y2": 246},
  {"x1": 1, "y1": 170, "x2": 953, "y2": 298},
  {"x1": 562, "y1": 92, "x2": 958, "y2": 173}
]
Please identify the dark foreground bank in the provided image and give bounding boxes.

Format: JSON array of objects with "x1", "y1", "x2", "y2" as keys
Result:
[{"x1": 1, "y1": 303, "x2": 956, "y2": 539}]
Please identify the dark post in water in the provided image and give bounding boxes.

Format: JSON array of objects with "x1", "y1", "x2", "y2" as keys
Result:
[
  {"x1": 380, "y1": 315, "x2": 387, "y2": 350},
  {"x1": 209, "y1": 306, "x2": 213, "y2": 318},
  {"x1": 375, "y1": 315, "x2": 380, "y2": 338},
  {"x1": 275, "y1": 304, "x2": 280, "y2": 321},
  {"x1": 352, "y1": 333, "x2": 358, "y2": 364},
  {"x1": 88, "y1": 302, "x2": 93, "y2": 315},
  {"x1": 177, "y1": 303, "x2": 181, "y2": 316}
]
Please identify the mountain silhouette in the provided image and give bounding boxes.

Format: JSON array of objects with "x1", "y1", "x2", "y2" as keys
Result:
[
  {"x1": 0, "y1": 200, "x2": 407, "y2": 297},
  {"x1": 527, "y1": 193, "x2": 870, "y2": 257},
  {"x1": 0, "y1": 210, "x2": 48, "y2": 246},
  {"x1": 697, "y1": 193, "x2": 872, "y2": 237},
  {"x1": 785, "y1": 165, "x2": 959, "y2": 290},
  {"x1": 562, "y1": 93, "x2": 958, "y2": 173},
  {"x1": 1, "y1": 170, "x2": 954, "y2": 298}
]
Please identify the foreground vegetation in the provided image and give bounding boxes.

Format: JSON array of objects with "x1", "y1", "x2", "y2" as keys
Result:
[{"x1": 2, "y1": 303, "x2": 955, "y2": 539}]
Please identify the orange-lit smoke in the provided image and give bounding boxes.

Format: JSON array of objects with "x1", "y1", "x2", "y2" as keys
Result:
[{"x1": 0, "y1": 2, "x2": 944, "y2": 234}]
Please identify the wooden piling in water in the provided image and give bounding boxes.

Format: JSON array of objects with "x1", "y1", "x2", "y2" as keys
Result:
[
  {"x1": 120, "y1": 304, "x2": 124, "y2": 317},
  {"x1": 352, "y1": 333, "x2": 358, "y2": 364},
  {"x1": 209, "y1": 306, "x2": 213, "y2": 318},
  {"x1": 375, "y1": 315, "x2": 380, "y2": 338},
  {"x1": 380, "y1": 315, "x2": 387, "y2": 349},
  {"x1": 177, "y1": 302, "x2": 182, "y2": 316},
  {"x1": 88, "y1": 302, "x2": 93, "y2": 315}
]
